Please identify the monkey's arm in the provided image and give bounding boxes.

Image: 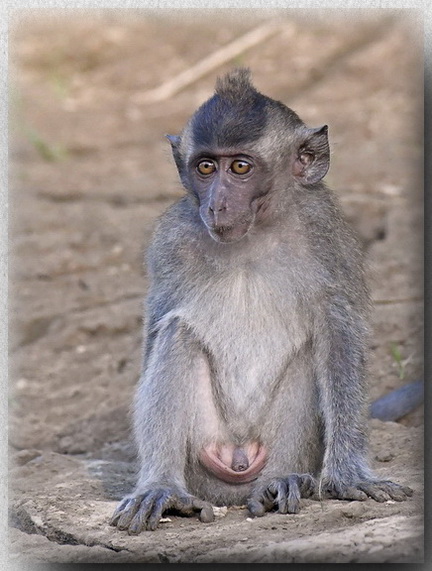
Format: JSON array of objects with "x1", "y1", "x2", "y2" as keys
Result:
[
  {"x1": 110, "y1": 316, "x2": 214, "y2": 533},
  {"x1": 315, "y1": 295, "x2": 412, "y2": 502}
]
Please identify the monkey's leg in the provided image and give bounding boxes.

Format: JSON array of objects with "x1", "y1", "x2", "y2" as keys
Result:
[
  {"x1": 110, "y1": 318, "x2": 214, "y2": 533},
  {"x1": 315, "y1": 299, "x2": 413, "y2": 503},
  {"x1": 246, "y1": 353, "x2": 321, "y2": 517}
]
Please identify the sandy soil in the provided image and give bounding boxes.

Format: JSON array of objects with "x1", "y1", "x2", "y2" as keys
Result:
[{"x1": 8, "y1": 10, "x2": 424, "y2": 565}]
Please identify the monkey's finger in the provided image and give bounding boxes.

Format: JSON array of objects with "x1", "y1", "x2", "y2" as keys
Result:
[
  {"x1": 128, "y1": 494, "x2": 158, "y2": 535},
  {"x1": 269, "y1": 480, "x2": 288, "y2": 514},
  {"x1": 146, "y1": 491, "x2": 171, "y2": 531},
  {"x1": 170, "y1": 494, "x2": 194, "y2": 516},
  {"x1": 247, "y1": 483, "x2": 276, "y2": 516},
  {"x1": 287, "y1": 475, "x2": 301, "y2": 514},
  {"x1": 263, "y1": 486, "x2": 278, "y2": 507},
  {"x1": 109, "y1": 497, "x2": 132, "y2": 526},
  {"x1": 190, "y1": 498, "x2": 215, "y2": 523},
  {"x1": 375, "y1": 481, "x2": 413, "y2": 501},
  {"x1": 267, "y1": 478, "x2": 301, "y2": 514},
  {"x1": 336, "y1": 487, "x2": 368, "y2": 502},
  {"x1": 356, "y1": 482, "x2": 395, "y2": 503},
  {"x1": 299, "y1": 474, "x2": 316, "y2": 497},
  {"x1": 247, "y1": 498, "x2": 266, "y2": 517},
  {"x1": 199, "y1": 505, "x2": 216, "y2": 523},
  {"x1": 170, "y1": 495, "x2": 213, "y2": 522},
  {"x1": 116, "y1": 496, "x2": 146, "y2": 530},
  {"x1": 371, "y1": 481, "x2": 406, "y2": 501},
  {"x1": 172, "y1": 496, "x2": 215, "y2": 522},
  {"x1": 381, "y1": 489, "x2": 406, "y2": 502}
]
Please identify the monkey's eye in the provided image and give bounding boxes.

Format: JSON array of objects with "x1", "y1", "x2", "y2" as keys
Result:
[
  {"x1": 230, "y1": 160, "x2": 252, "y2": 175},
  {"x1": 197, "y1": 160, "x2": 216, "y2": 175}
]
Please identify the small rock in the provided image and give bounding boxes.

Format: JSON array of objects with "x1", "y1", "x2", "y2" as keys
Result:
[
  {"x1": 341, "y1": 502, "x2": 367, "y2": 519},
  {"x1": 375, "y1": 452, "x2": 395, "y2": 463},
  {"x1": 31, "y1": 515, "x2": 44, "y2": 528},
  {"x1": 212, "y1": 506, "x2": 228, "y2": 518}
]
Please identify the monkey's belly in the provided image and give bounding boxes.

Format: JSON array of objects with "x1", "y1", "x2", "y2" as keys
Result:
[{"x1": 199, "y1": 441, "x2": 267, "y2": 484}]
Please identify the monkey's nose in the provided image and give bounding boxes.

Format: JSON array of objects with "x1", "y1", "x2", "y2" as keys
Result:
[
  {"x1": 208, "y1": 202, "x2": 228, "y2": 226},
  {"x1": 209, "y1": 204, "x2": 226, "y2": 214}
]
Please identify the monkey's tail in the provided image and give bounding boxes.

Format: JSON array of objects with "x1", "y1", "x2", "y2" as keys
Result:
[{"x1": 369, "y1": 380, "x2": 424, "y2": 422}]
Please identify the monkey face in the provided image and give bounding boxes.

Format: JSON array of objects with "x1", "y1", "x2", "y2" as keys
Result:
[
  {"x1": 166, "y1": 69, "x2": 330, "y2": 244},
  {"x1": 189, "y1": 151, "x2": 268, "y2": 243}
]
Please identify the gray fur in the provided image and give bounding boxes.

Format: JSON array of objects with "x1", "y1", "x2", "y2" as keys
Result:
[{"x1": 110, "y1": 69, "x2": 412, "y2": 534}]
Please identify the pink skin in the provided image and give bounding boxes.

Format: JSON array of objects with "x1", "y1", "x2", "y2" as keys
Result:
[{"x1": 199, "y1": 441, "x2": 267, "y2": 484}]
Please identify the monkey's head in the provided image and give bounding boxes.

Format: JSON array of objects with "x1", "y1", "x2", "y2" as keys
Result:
[{"x1": 167, "y1": 68, "x2": 330, "y2": 244}]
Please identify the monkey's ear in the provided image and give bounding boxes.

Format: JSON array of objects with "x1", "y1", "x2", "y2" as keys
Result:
[
  {"x1": 293, "y1": 125, "x2": 330, "y2": 185},
  {"x1": 166, "y1": 134, "x2": 180, "y2": 148},
  {"x1": 165, "y1": 134, "x2": 183, "y2": 173}
]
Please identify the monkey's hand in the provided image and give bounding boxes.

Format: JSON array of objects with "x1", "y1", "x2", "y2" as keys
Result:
[
  {"x1": 247, "y1": 474, "x2": 315, "y2": 516},
  {"x1": 109, "y1": 487, "x2": 215, "y2": 533},
  {"x1": 317, "y1": 477, "x2": 413, "y2": 503}
]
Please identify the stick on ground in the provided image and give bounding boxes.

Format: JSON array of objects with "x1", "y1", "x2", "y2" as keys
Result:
[{"x1": 132, "y1": 21, "x2": 288, "y2": 105}]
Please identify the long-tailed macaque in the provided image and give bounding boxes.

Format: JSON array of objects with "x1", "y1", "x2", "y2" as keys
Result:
[{"x1": 110, "y1": 69, "x2": 412, "y2": 534}]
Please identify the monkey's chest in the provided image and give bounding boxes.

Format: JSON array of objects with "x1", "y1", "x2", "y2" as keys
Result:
[{"x1": 184, "y1": 268, "x2": 309, "y2": 416}]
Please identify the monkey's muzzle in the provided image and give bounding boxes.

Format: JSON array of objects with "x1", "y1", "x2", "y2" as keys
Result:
[{"x1": 206, "y1": 221, "x2": 253, "y2": 244}]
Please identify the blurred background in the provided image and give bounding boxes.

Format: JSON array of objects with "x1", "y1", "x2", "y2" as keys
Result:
[{"x1": 8, "y1": 10, "x2": 424, "y2": 562}]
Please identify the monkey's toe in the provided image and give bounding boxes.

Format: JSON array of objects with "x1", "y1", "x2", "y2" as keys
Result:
[
  {"x1": 110, "y1": 496, "x2": 143, "y2": 529},
  {"x1": 268, "y1": 477, "x2": 300, "y2": 514},
  {"x1": 317, "y1": 479, "x2": 368, "y2": 501},
  {"x1": 198, "y1": 505, "x2": 216, "y2": 523},
  {"x1": 109, "y1": 497, "x2": 131, "y2": 527},
  {"x1": 125, "y1": 492, "x2": 159, "y2": 533},
  {"x1": 248, "y1": 473, "x2": 315, "y2": 516},
  {"x1": 337, "y1": 486, "x2": 368, "y2": 502},
  {"x1": 111, "y1": 489, "x2": 215, "y2": 533},
  {"x1": 247, "y1": 498, "x2": 267, "y2": 517},
  {"x1": 171, "y1": 495, "x2": 215, "y2": 523},
  {"x1": 357, "y1": 480, "x2": 413, "y2": 502},
  {"x1": 319, "y1": 478, "x2": 413, "y2": 504}
]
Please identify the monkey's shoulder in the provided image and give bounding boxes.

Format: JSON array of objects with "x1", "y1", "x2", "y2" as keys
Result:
[
  {"x1": 297, "y1": 188, "x2": 366, "y2": 273},
  {"x1": 153, "y1": 196, "x2": 197, "y2": 236},
  {"x1": 147, "y1": 197, "x2": 203, "y2": 272}
]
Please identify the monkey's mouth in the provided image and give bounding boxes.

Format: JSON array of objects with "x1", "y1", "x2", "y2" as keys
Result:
[
  {"x1": 209, "y1": 226, "x2": 247, "y2": 243},
  {"x1": 207, "y1": 222, "x2": 253, "y2": 244}
]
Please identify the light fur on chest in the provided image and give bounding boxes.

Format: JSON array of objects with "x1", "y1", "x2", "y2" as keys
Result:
[{"x1": 170, "y1": 265, "x2": 309, "y2": 422}]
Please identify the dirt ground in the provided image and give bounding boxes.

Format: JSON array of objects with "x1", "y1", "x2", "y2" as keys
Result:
[{"x1": 8, "y1": 10, "x2": 424, "y2": 565}]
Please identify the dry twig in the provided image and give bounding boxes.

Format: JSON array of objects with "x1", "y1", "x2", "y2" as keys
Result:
[{"x1": 132, "y1": 21, "x2": 288, "y2": 105}]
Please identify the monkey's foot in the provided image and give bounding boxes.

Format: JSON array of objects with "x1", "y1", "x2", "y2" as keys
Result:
[
  {"x1": 247, "y1": 473, "x2": 315, "y2": 516},
  {"x1": 110, "y1": 488, "x2": 215, "y2": 533},
  {"x1": 318, "y1": 479, "x2": 413, "y2": 503}
]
